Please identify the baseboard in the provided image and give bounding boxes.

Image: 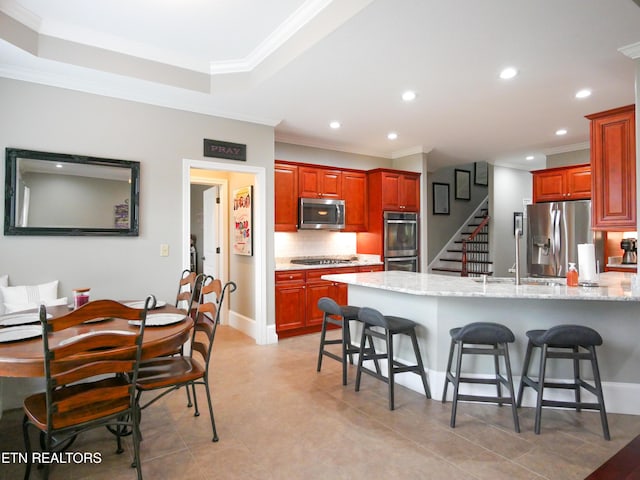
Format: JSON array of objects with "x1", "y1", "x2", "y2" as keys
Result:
[{"x1": 226, "y1": 310, "x2": 278, "y2": 345}]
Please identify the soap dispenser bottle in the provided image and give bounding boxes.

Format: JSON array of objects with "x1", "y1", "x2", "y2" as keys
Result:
[{"x1": 567, "y1": 263, "x2": 579, "y2": 287}]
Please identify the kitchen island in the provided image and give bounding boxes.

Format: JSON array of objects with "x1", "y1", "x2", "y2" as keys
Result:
[{"x1": 321, "y1": 270, "x2": 640, "y2": 415}]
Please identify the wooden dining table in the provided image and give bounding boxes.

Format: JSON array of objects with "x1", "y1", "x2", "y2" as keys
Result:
[{"x1": 0, "y1": 303, "x2": 193, "y2": 378}]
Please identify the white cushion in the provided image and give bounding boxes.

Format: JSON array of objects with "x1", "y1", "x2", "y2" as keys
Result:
[
  {"x1": 1, "y1": 280, "x2": 59, "y2": 313},
  {"x1": 0, "y1": 274, "x2": 7, "y2": 315},
  {"x1": 4, "y1": 296, "x2": 68, "y2": 314}
]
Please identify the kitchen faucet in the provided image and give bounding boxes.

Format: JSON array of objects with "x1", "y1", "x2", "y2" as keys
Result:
[{"x1": 509, "y1": 228, "x2": 522, "y2": 285}]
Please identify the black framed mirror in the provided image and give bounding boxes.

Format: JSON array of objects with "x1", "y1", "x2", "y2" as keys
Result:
[{"x1": 4, "y1": 148, "x2": 140, "y2": 236}]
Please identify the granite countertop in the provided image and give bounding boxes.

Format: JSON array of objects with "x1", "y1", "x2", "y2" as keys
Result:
[
  {"x1": 320, "y1": 270, "x2": 640, "y2": 302},
  {"x1": 275, "y1": 255, "x2": 383, "y2": 271}
]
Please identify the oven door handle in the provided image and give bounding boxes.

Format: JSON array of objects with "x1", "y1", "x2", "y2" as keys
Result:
[{"x1": 386, "y1": 220, "x2": 417, "y2": 224}]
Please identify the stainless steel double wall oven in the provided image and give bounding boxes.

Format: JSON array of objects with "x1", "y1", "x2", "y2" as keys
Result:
[{"x1": 383, "y1": 211, "x2": 419, "y2": 271}]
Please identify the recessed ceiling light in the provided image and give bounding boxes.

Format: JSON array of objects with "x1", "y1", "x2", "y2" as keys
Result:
[
  {"x1": 526, "y1": 155, "x2": 535, "y2": 161},
  {"x1": 556, "y1": 129, "x2": 568, "y2": 136},
  {"x1": 55, "y1": 163, "x2": 63, "y2": 168},
  {"x1": 499, "y1": 67, "x2": 518, "y2": 79},
  {"x1": 387, "y1": 132, "x2": 398, "y2": 140},
  {"x1": 401, "y1": 90, "x2": 417, "y2": 102},
  {"x1": 329, "y1": 121, "x2": 341, "y2": 129},
  {"x1": 575, "y1": 89, "x2": 592, "y2": 99}
]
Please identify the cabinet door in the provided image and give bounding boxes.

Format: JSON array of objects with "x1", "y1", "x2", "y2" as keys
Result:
[
  {"x1": 400, "y1": 174, "x2": 420, "y2": 211},
  {"x1": 380, "y1": 172, "x2": 401, "y2": 210},
  {"x1": 275, "y1": 272, "x2": 306, "y2": 332},
  {"x1": 275, "y1": 163, "x2": 298, "y2": 231},
  {"x1": 298, "y1": 166, "x2": 342, "y2": 198},
  {"x1": 533, "y1": 170, "x2": 565, "y2": 203},
  {"x1": 566, "y1": 166, "x2": 591, "y2": 200},
  {"x1": 588, "y1": 105, "x2": 636, "y2": 230},
  {"x1": 275, "y1": 283, "x2": 306, "y2": 332},
  {"x1": 343, "y1": 171, "x2": 367, "y2": 231}
]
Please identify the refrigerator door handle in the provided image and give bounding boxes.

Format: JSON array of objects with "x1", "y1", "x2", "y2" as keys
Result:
[{"x1": 553, "y1": 208, "x2": 562, "y2": 275}]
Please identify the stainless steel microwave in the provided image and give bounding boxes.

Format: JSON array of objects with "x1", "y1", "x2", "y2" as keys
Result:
[{"x1": 298, "y1": 198, "x2": 345, "y2": 230}]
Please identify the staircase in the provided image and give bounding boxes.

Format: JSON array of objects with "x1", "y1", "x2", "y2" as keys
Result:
[{"x1": 429, "y1": 199, "x2": 493, "y2": 277}]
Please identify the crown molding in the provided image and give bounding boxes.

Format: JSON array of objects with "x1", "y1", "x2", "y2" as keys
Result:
[
  {"x1": 619, "y1": 41, "x2": 640, "y2": 59},
  {"x1": 0, "y1": 63, "x2": 281, "y2": 127}
]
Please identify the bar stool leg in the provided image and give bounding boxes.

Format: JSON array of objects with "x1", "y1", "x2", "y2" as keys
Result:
[
  {"x1": 590, "y1": 346, "x2": 611, "y2": 440},
  {"x1": 344, "y1": 319, "x2": 354, "y2": 365},
  {"x1": 516, "y1": 340, "x2": 534, "y2": 407},
  {"x1": 409, "y1": 329, "x2": 431, "y2": 398},
  {"x1": 387, "y1": 331, "x2": 395, "y2": 410},
  {"x1": 450, "y1": 340, "x2": 464, "y2": 428},
  {"x1": 502, "y1": 343, "x2": 520, "y2": 433},
  {"x1": 534, "y1": 344, "x2": 549, "y2": 435},
  {"x1": 317, "y1": 316, "x2": 329, "y2": 373},
  {"x1": 341, "y1": 320, "x2": 349, "y2": 386},
  {"x1": 493, "y1": 344, "x2": 503, "y2": 405},
  {"x1": 442, "y1": 337, "x2": 456, "y2": 402},
  {"x1": 355, "y1": 326, "x2": 368, "y2": 393},
  {"x1": 573, "y1": 345, "x2": 581, "y2": 411}
]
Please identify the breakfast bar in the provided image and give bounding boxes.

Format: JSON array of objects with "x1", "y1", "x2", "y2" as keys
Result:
[{"x1": 321, "y1": 270, "x2": 640, "y2": 415}]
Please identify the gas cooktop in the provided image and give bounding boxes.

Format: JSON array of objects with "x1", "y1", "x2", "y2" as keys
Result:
[{"x1": 290, "y1": 257, "x2": 354, "y2": 266}]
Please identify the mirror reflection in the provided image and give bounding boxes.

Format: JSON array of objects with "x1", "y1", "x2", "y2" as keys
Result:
[{"x1": 5, "y1": 149, "x2": 140, "y2": 236}]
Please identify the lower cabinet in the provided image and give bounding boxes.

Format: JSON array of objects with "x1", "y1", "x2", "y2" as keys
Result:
[{"x1": 275, "y1": 267, "x2": 357, "y2": 338}]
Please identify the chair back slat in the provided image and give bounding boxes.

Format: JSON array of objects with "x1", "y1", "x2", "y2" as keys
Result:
[
  {"x1": 39, "y1": 297, "x2": 151, "y2": 435},
  {"x1": 53, "y1": 383, "x2": 131, "y2": 415}
]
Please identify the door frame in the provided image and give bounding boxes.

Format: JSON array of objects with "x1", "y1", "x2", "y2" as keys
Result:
[{"x1": 182, "y1": 158, "x2": 268, "y2": 345}]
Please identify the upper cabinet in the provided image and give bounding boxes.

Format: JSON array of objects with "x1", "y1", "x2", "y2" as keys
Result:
[
  {"x1": 275, "y1": 161, "x2": 368, "y2": 232},
  {"x1": 342, "y1": 170, "x2": 367, "y2": 232},
  {"x1": 298, "y1": 166, "x2": 342, "y2": 199},
  {"x1": 532, "y1": 164, "x2": 591, "y2": 203},
  {"x1": 368, "y1": 169, "x2": 421, "y2": 212},
  {"x1": 586, "y1": 105, "x2": 636, "y2": 231},
  {"x1": 275, "y1": 162, "x2": 298, "y2": 232}
]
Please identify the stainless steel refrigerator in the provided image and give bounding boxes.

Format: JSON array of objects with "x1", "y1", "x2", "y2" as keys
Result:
[{"x1": 526, "y1": 200, "x2": 593, "y2": 277}]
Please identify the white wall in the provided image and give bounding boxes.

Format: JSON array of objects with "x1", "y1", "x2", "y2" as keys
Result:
[
  {"x1": 489, "y1": 165, "x2": 533, "y2": 276},
  {"x1": 546, "y1": 149, "x2": 590, "y2": 168},
  {"x1": 0, "y1": 78, "x2": 275, "y2": 325}
]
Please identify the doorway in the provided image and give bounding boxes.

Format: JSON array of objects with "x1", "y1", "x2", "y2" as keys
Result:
[{"x1": 182, "y1": 159, "x2": 269, "y2": 345}]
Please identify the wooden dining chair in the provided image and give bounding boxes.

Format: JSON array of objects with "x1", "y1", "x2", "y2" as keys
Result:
[
  {"x1": 175, "y1": 269, "x2": 200, "y2": 316},
  {"x1": 22, "y1": 297, "x2": 153, "y2": 480},
  {"x1": 136, "y1": 276, "x2": 236, "y2": 442}
]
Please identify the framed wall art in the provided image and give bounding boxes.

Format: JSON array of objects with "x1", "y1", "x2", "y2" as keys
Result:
[
  {"x1": 474, "y1": 161, "x2": 488, "y2": 186},
  {"x1": 232, "y1": 185, "x2": 253, "y2": 256},
  {"x1": 455, "y1": 169, "x2": 471, "y2": 200},
  {"x1": 432, "y1": 182, "x2": 450, "y2": 215}
]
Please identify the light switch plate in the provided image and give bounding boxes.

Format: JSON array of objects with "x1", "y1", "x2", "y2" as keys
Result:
[{"x1": 160, "y1": 244, "x2": 169, "y2": 257}]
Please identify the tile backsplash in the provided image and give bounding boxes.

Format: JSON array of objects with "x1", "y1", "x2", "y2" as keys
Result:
[{"x1": 274, "y1": 231, "x2": 357, "y2": 258}]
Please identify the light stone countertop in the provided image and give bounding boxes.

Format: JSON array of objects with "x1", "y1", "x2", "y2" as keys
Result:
[{"x1": 321, "y1": 270, "x2": 640, "y2": 302}]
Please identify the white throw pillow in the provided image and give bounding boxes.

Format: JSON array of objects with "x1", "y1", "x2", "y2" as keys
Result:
[
  {"x1": 4, "y1": 296, "x2": 68, "y2": 314},
  {"x1": 0, "y1": 274, "x2": 8, "y2": 315},
  {"x1": 1, "y1": 280, "x2": 59, "y2": 313}
]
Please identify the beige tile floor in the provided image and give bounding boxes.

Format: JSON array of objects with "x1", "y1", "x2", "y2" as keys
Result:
[{"x1": 1, "y1": 325, "x2": 639, "y2": 480}]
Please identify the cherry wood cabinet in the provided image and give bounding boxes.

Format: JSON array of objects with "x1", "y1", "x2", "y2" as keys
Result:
[
  {"x1": 275, "y1": 267, "x2": 357, "y2": 338},
  {"x1": 342, "y1": 170, "x2": 367, "y2": 232},
  {"x1": 532, "y1": 164, "x2": 591, "y2": 203},
  {"x1": 587, "y1": 105, "x2": 636, "y2": 230},
  {"x1": 357, "y1": 168, "x2": 421, "y2": 257},
  {"x1": 274, "y1": 271, "x2": 306, "y2": 333},
  {"x1": 369, "y1": 169, "x2": 420, "y2": 211},
  {"x1": 305, "y1": 268, "x2": 355, "y2": 327},
  {"x1": 275, "y1": 162, "x2": 298, "y2": 231},
  {"x1": 358, "y1": 264, "x2": 384, "y2": 272},
  {"x1": 298, "y1": 166, "x2": 342, "y2": 199}
]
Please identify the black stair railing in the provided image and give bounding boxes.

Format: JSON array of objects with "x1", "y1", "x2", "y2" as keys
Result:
[{"x1": 461, "y1": 215, "x2": 490, "y2": 277}]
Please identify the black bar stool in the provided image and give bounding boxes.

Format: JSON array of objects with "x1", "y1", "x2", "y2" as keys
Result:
[
  {"x1": 355, "y1": 306, "x2": 430, "y2": 410},
  {"x1": 316, "y1": 297, "x2": 379, "y2": 386},
  {"x1": 516, "y1": 324, "x2": 610, "y2": 440},
  {"x1": 442, "y1": 322, "x2": 520, "y2": 432}
]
